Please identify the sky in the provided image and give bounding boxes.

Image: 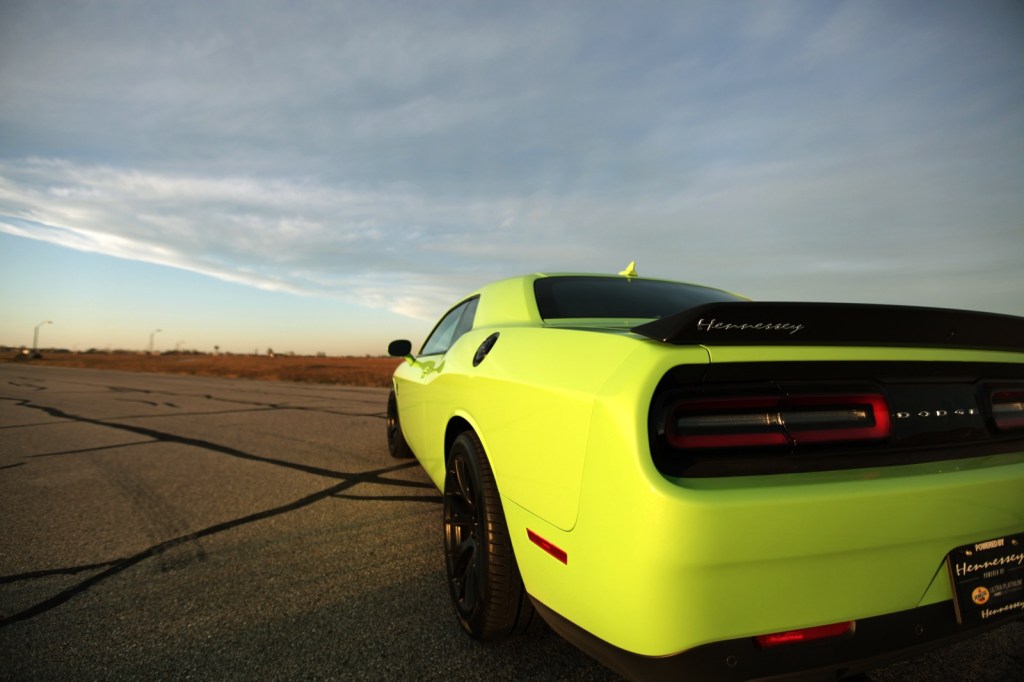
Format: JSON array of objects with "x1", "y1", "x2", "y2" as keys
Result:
[{"x1": 1, "y1": 1, "x2": 1022, "y2": 356}]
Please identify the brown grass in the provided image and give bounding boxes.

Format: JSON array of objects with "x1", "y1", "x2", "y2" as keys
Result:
[{"x1": 5, "y1": 353, "x2": 404, "y2": 388}]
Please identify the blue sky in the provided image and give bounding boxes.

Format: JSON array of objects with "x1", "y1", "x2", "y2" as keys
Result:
[{"x1": 1, "y1": 1, "x2": 1022, "y2": 355}]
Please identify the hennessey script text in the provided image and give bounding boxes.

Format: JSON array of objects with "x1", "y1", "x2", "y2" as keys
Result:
[
  {"x1": 953, "y1": 552, "x2": 1024, "y2": 577},
  {"x1": 696, "y1": 318, "x2": 806, "y2": 335}
]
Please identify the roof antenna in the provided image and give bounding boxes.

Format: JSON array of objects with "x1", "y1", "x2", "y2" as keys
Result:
[{"x1": 619, "y1": 261, "x2": 638, "y2": 278}]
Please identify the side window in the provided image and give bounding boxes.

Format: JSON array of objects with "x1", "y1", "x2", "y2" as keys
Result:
[
  {"x1": 451, "y1": 296, "x2": 478, "y2": 343},
  {"x1": 419, "y1": 297, "x2": 479, "y2": 356}
]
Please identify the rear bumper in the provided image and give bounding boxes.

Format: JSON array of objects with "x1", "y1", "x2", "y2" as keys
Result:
[
  {"x1": 531, "y1": 597, "x2": 1023, "y2": 681},
  {"x1": 506, "y1": 444, "x2": 1024, "y2": 657}
]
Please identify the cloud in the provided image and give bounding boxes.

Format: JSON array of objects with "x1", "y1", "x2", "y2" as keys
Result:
[
  {"x1": 1, "y1": 1, "x2": 1023, "y2": 326},
  {"x1": 0, "y1": 158, "x2": 497, "y2": 313}
]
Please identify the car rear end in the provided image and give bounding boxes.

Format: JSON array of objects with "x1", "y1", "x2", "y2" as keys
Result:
[{"x1": 515, "y1": 304, "x2": 1024, "y2": 680}]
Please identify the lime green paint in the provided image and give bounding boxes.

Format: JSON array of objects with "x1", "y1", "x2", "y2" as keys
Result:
[
  {"x1": 469, "y1": 275, "x2": 542, "y2": 328},
  {"x1": 514, "y1": 407, "x2": 1024, "y2": 655},
  {"x1": 392, "y1": 273, "x2": 1024, "y2": 658},
  {"x1": 395, "y1": 321, "x2": 680, "y2": 529}
]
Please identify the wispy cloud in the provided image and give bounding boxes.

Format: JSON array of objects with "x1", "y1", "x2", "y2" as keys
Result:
[{"x1": 0, "y1": 159, "x2": 520, "y2": 315}]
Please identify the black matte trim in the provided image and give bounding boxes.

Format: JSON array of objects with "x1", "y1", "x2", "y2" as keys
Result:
[
  {"x1": 632, "y1": 302, "x2": 1024, "y2": 352},
  {"x1": 698, "y1": 361, "x2": 1024, "y2": 384},
  {"x1": 530, "y1": 597, "x2": 1023, "y2": 682}
]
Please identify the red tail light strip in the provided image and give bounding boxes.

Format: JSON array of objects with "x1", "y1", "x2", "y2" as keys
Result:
[{"x1": 667, "y1": 394, "x2": 891, "y2": 449}]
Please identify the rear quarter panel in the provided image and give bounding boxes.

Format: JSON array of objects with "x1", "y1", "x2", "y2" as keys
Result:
[{"x1": 397, "y1": 325, "x2": 709, "y2": 531}]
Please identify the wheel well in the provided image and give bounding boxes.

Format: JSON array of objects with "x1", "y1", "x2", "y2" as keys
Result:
[{"x1": 445, "y1": 417, "x2": 473, "y2": 462}]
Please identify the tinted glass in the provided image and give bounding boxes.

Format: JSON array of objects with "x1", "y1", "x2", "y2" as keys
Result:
[
  {"x1": 451, "y1": 297, "x2": 479, "y2": 341},
  {"x1": 419, "y1": 297, "x2": 479, "y2": 356},
  {"x1": 534, "y1": 276, "x2": 742, "y2": 320}
]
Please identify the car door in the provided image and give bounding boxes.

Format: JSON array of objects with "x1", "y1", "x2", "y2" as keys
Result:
[{"x1": 398, "y1": 297, "x2": 479, "y2": 475}]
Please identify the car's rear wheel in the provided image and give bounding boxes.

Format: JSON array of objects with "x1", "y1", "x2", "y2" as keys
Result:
[
  {"x1": 386, "y1": 391, "x2": 413, "y2": 458},
  {"x1": 443, "y1": 431, "x2": 536, "y2": 639}
]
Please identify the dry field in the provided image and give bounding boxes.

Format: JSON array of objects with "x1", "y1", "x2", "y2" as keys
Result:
[{"x1": 4, "y1": 353, "x2": 404, "y2": 388}]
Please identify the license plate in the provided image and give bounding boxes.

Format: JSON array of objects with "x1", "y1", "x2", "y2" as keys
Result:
[{"x1": 946, "y1": 532, "x2": 1024, "y2": 627}]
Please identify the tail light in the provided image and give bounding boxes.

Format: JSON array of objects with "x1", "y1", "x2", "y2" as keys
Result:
[
  {"x1": 991, "y1": 389, "x2": 1024, "y2": 431},
  {"x1": 755, "y1": 621, "x2": 855, "y2": 647},
  {"x1": 666, "y1": 393, "x2": 891, "y2": 449}
]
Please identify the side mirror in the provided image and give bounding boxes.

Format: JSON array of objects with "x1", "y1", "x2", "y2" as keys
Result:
[{"x1": 388, "y1": 339, "x2": 413, "y2": 358}]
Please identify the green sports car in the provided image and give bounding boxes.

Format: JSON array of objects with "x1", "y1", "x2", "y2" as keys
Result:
[{"x1": 387, "y1": 269, "x2": 1024, "y2": 680}]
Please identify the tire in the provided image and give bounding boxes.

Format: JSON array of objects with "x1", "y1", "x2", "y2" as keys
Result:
[
  {"x1": 443, "y1": 431, "x2": 537, "y2": 639},
  {"x1": 386, "y1": 391, "x2": 413, "y2": 458}
]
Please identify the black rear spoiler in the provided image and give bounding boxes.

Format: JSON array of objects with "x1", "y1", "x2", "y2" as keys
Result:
[{"x1": 631, "y1": 302, "x2": 1024, "y2": 352}]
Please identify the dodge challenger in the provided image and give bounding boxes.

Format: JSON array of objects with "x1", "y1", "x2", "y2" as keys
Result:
[{"x1": 386, "y1": 267, "x2": 1024, "y2": 680}]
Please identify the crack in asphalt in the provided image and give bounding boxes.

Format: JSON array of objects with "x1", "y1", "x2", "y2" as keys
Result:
[
  {"x1": 332, "y1": 492, "x2": 442, "y2": 504},
  {"x1": 2, "y1": 399, "x2": 397, "y2": 481},
  {"x1": 6, "y1": 382, "x2": 46, "y2": 391},
  {"x1": 1, "y1": 395, "x2": 384, "y2": 425},
  {"x1": 0, "y1": 392, "x2": 435, "y2": 627},
  {"x1": 113, "y1": 399, "x2": 181, "y2": 408},
  {"x1": 8, "y1": 372, "x2": 387, "y2": 416},
  {"x1": 0, "y1": 560, "x2": 126, "y2": 584},
  {"x1": 28, "y1": 441, "x2": 160, "y2": 458},
  {"x1": 0, "y1": 462, "x2": 424, "y2": 626}
]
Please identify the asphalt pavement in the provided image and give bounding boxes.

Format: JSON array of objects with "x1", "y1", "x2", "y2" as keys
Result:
[{"x1": 1, "y1": 364, "x2": 1021, "y2": 681}]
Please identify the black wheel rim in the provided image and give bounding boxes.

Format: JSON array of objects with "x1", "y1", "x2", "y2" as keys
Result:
[
  {"x1": 386, "y1": 396, "x2": 399, "y2": 451},
  {"x1": 444, "y1": 453, "x2": 482, "y2": 616}
]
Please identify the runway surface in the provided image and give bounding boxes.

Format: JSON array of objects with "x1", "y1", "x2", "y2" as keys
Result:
[{"x1": 1, "y1": 364, "x2": 1020, "y2": 680}]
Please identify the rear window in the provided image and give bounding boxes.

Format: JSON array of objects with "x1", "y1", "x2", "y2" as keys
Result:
[{"x1": 534, "y1": 276, "x2": 743, "y2": 320}]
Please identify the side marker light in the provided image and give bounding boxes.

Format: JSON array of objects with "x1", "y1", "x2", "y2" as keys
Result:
[{"x1": 527, "y1": 529, "x2": 568, "y2": 564}]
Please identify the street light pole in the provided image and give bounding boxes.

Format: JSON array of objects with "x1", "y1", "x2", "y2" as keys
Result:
[
  {"x1": 33, "y1": 320, "x2": 52, "y2": 357},
  {"x1": 149, "y1": 328, "x2": 162, "y2": 354}
]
